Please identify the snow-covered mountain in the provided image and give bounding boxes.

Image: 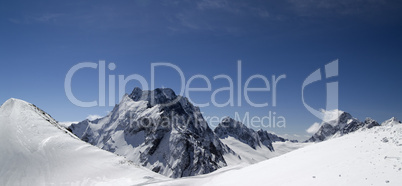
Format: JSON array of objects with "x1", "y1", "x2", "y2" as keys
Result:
[
  {"x1": 214, "y1": 117, "x2": 274, "y2": 151},
  {"x1": 69, "y1": 87, "x2": 232, "y2": 178},
  {"x1": 150, "y1": 119, "x2": 402, "y2": 186},
  {"x1": 307, "y1": 110, "x2": 380, "y2": 142},
  {"x1": 381, "y1": 117, "x2": 402, "y2": 126},
  {"x1": 0, "y1": 98, "x2": 166, "y2": 185}
]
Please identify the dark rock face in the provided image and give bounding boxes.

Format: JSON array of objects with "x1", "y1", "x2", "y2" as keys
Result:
[
  {"x1": 215, "y1": 117, "x2": 274, "y2": 151},
  {"x1": 69, "y1": 87, "x2": 232, "y2": 178},
  {"x1": 258, "y1": 129, "x2": 297, "y2": 144},
  {"x1": 266, "y1": 131, "x2": 287, "y2": 142},
  {"x1": 308, "y1": 123, "x2": 336, "y2": 142},
  {"x1": 256, "y1": 130, "x2": 275, "y2": 151},
  {"x1": 364, "y1": 118, "x2": 380, "y2": 129},
  {"x1": 307, "y1": 112, "x2": 380, "y2": 142}
]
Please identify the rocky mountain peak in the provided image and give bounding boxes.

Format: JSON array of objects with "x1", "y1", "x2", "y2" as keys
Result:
[
  {"x1": 129, "y1": 87, "x2": 178, "y2": 107},
  {"x1": 69, "y1": 87, "x2": 232, "y2": 178}
]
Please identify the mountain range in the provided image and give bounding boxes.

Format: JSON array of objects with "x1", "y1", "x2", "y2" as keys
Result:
[
  {"x1": 68, "y1": 88, "x2": 401, "y2": 178},
  {"x1": 1, "y1": 87, "x2": 401, "y2": 185},
  {"x1": 68, "y1": 87, "x2": 298, "y2": 177},
  {"x1": 306, "y1": 110, "x2": 382, "y2": 142}
]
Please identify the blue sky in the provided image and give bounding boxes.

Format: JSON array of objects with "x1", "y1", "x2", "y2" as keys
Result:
[{"x1": 1, "y1": 0, "x2": 402, "y2": 141}]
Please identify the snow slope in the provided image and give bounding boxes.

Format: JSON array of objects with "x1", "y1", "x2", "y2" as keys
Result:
[
  {"x1": 220, "y1": 137, "x2": 309, "y2": 166},
  {"x1": 150, "y1": 122, "x2": 402, "y2": 186},
  {"x1": 215, "y1": 117, "x2": 274, "y2": 151},
  {"x1": 214, "y1": 117, "x2": 307, "y2": 166},
  {"x1": 221, "y1": 136, "x2": 274, "y2": 165},
  {"x1": 0, "y1": 98, "x2": 167, "y2": 185}
]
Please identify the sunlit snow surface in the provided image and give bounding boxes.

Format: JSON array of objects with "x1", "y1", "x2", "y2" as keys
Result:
[
  {"x1": 0, "y1": 98, "x2": 167, "y2": 185},
  {"x1": 150, "y1": 122, "x2": 402, "y2": 186}
]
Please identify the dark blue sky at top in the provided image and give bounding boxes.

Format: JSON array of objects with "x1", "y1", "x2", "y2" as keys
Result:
[{"x1": 1, "y1": 0, "x2": 401, "y2": 140}]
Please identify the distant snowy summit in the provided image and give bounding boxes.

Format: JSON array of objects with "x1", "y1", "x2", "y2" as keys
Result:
[
  {"x1": 307, "y1": 110, "x2": 401, "y2": 142},
  {"x1": 263, "y1": 130, "x2": 298, "y2": 143},
  {"x1": 381, "y1": 117, "x2": 402, "y2": 126}
]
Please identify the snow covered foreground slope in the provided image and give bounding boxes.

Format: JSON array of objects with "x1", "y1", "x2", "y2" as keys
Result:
[
  {"x1": 151, "y1": 122, "x2": 402, "y2": 186},
  {"x1": 0, "y1": 98, "x2": 167, "y2": 185}
]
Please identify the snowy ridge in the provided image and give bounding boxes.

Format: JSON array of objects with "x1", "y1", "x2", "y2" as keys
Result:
[
  {"x1": 214, "y1": 117, "x2": 274, "y2": 151},
  {"x1": 381, "y1": 117, "x2": 401, "y2": 126},
  {"x1": 29, "y1": 102, "x2": 80, "y2": 140},
  {"x1": 69, "y1": 88, "x2": 232, "y2": 178},
  {"x1": 0, "y1": 98, "x2": 166, "y2": 185}
]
